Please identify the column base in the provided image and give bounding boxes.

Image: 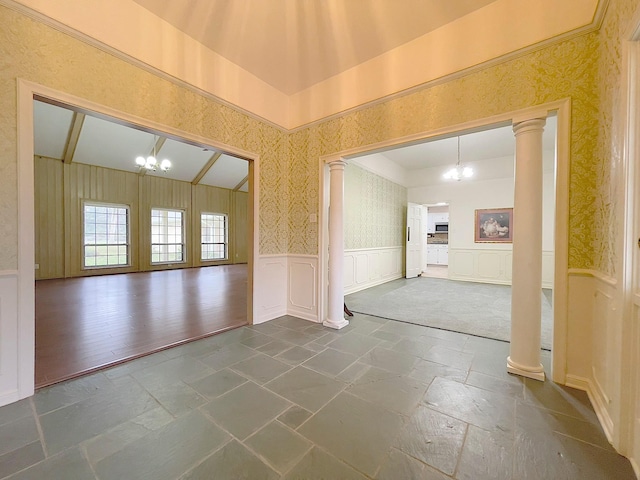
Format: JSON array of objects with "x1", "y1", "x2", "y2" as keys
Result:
[
  {"x1": 323, "y1": 317, "x2": 349, "y2": 330},
  {"x1": 506, "y1": 356, "x2": 545, "y2": 381}
]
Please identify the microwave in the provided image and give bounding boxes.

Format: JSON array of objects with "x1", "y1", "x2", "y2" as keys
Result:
[{"x1": 435, "y1": 222, "x2": 448, "y2": 232}]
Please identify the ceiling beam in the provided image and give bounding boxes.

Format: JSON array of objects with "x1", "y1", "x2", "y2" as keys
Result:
[
  {"x1": 62, "y1": 112, "x2": 85, "y2": 164},
  {"x1": 233, "y1": 175, "x2": 249, "y2": 192},
  {"x1": 191, "y1": 152, "x2": 222, "y2": 185},
  {"x1": 138, "y1": 136, "x2": 167, "y2": 176}
]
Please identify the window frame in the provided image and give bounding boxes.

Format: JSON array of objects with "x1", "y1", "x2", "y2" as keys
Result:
[
  {"x1": 82, "y1": 201, "x2": 131, "y2": 270},
  {"x1": 150, "y1": 207, "x2": 186, "y2": 265},
  {"x1": 200, "y1": 212, "x2": 229, "y2": 262}
]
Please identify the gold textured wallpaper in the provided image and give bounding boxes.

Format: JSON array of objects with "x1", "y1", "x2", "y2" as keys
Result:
[
  {"x1": 289, "y1": 29, "x2": 601, "y2": 269},
  {"x1": 0, "y1": 2, "x2": 631, "y2": 275},
  {"x1": 593, "y1": 0, "x2": 638, "y2": 278},
  {"x1": 0, "y1": 5, "x2": 288, "y2": 271},
  {"x1": 344, "y1": 164, "x2": 407, "y2": 250}
]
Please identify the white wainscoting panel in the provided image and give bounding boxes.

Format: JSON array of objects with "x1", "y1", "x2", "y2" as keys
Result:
[
  {"x1": 288, "y1": 255, "x2": 319, "y2": 322},
  {"x1": 590, "y1": 277, "x2": 618, "y2": 440},
  {"x1": 355, "y1": 254, "x2": 368, "y2": 284},
  {"x1": 255, "y1": 255, "x2": 287, "y2": 324},
  {"x1": 0, "y1": 271, "x2": 20, "y2": 407},
  {"x1": 344, "y1": 247, "x2": 403, "y2": 295},
  {"x1": 564, "y1": 271, "x2": 619, "y2": 446},
  {"x1": 477, "y1": 252, "x2": 501, "y2": 280},
  {"x1": 449, "y1": 248, "x2": 554, "y2": 288},
  {"x1": 451, "y1": 251, "x2": 474, "y2": 278}
]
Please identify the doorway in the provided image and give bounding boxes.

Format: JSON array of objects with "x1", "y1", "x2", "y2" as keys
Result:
[
  {"x1": 319, "y1": 101, "x2": 571, "y2": 382},
  {"x1": 342, "y1": 119, "x2": 556, "y2": 349},
  {"x1": 12, "y1": 80, "x2": 259, "y2": 399}
]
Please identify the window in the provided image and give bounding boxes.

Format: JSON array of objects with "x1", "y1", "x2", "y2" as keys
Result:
[
  {"x1": 201, "y1": 213, "x2": 228, "y2": 261},
  {"x1": 83, "y1": 203, "x2": 129, "y2": 268},
  {"x1": 151, "y1": 209, "x2": 185, "y2": 263}
]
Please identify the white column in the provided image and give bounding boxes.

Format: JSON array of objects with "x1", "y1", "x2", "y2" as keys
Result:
[
  {"x1": 324, "y1": 160, "x2": 349, "y2": 329},
  {"x1": 507, "y1": 116, "x2": 546, "y2": 381}
]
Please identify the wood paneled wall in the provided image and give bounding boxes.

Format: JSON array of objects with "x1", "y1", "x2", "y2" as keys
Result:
[
  {"x1": 34, "y1": 157, "x2": 248, "y2": 279},
  {"x1": 233, "y1": 192, "x2": 248, "y2": 264},
  {"x1": 34, "y1": 156, "x2": 64, "y2": 280}
]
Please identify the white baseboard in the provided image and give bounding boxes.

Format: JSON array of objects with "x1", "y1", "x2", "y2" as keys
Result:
[
  {"x1": 0, "y1": 390, "x2": 19, "y2": 408},
  {"x1": 565, "y1": 374, "x2": 614, "y2": 444},
  {"x1": 345, "y1": 273, "x2": 404, "y2": 295}
]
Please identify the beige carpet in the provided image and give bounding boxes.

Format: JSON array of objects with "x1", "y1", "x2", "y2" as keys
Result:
[{"x1": 345, "y1": 276, "x2": 553, "y2": 350}]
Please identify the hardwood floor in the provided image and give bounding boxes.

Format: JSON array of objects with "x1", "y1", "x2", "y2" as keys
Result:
[{"x1": 35, "y1": 264, "x2": 248, "y2": 388}]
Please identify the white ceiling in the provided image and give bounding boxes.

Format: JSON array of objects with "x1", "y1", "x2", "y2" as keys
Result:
[
  {"x1": 353, "y1": 116, "x2": 557, "y2": 186},
  {"x1": 33, "y1": 100, "x2": 249, "y2": 191},
  {"x1": 131, "y1": 0, "x2": 497, "y2": 95}
]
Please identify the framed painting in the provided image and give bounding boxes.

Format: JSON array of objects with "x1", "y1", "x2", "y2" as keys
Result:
[{"x1": 475, "y1": 208, "x2": 513, "y2": 243}]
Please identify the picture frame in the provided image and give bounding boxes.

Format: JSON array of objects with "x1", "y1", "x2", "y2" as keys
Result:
[{"x1": 475, "y1": 208, "x2": 513, "y2": 243}]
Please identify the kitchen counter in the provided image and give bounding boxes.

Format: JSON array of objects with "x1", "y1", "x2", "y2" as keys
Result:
[{"x1": 427, "y1": 233, "x2": 448, "y2": 244}]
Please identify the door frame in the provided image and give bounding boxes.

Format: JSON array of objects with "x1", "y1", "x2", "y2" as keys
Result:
[
  {"x1": 619, "y1": 7, "x2": 640, "y2": 469},
  {"x1": 318, "y1": 99, "x2": 571, "y2": 383},
  {"x1": 13, "y1": 79, "x2": 260, "y2": 402}
]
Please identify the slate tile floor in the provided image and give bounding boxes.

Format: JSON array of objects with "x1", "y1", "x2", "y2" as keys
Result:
[{"x1": 0, "y1": 314, "x2": 635, "y2": 479}]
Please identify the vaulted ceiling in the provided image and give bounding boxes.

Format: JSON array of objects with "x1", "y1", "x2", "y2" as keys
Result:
[
  {"x1": 33, "y1": 100, "x2": 249, "y2": 191},
  {"x1": 22, "y1": 1, "x2": 593, "y2": 183},
  {"x1": 130, "y1": 0, "x2": 498, "y2": 95},
  {"x1": 12, "y1": 0, "x2": 602, "y2": 128}
]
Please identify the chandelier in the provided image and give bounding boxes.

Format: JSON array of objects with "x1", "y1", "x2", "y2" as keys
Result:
[
  {"x1": 443, "y1": 136, "x2": 473, "y2": 181},
  {"x1": 135, "y1": 136, "x2": 171, "y2": 172}
]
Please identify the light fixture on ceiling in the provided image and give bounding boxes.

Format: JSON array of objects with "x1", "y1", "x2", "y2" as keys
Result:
[
  {"x1": 443, "y1": 136, "x2": 473, "y2": 181},
  {"x1": 135, "y1": 136, "x2": 171, "y2": 172}
]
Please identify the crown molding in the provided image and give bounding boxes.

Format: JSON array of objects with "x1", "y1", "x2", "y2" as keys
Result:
[{"x1": 2, "y1": 0, "x2": 606, "y2": 133}]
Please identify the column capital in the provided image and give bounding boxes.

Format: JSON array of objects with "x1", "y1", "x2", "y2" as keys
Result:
[
  {"x1": 512, "y1": 107, "x2": 548, "y2": 124},
  {"x1": 327, "y1": 159, "x2": 347, "y2": 168},
  {"x1": 512, "y1": 117, "x2": 546, "y2": 136}
]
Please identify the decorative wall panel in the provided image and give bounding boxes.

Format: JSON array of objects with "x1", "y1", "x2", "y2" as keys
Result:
[
  {"x1": 288, "y1": 256, "x2": 318, "y2": 322},
  {"x1": 591, "y1": 280, "x2": 617, "y2": 438},
  {"x1": 256, "y1": 255, "x2": 287, "y2": 323},
  {"x1": 449, "y1": 249, "x2": 554, "y2": 288},
  {"x1": 344, "y1": 247, "x2": 403, "y2": 295}
]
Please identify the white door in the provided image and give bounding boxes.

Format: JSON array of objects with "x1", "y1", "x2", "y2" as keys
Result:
[{"x1": 406, "y1": 202, "x2": 422, "y2": 278}]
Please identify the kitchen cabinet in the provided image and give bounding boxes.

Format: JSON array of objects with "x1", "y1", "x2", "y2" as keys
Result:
[
  {"x1": 426, "y1": 244, "x2": 448, "y2": 265},
  {"x1": 426, "y1": 212, "x2": 449, "y2": 233},
  {"x1": 426, "y1": 247, "x2": 438, "y2": 264}
]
